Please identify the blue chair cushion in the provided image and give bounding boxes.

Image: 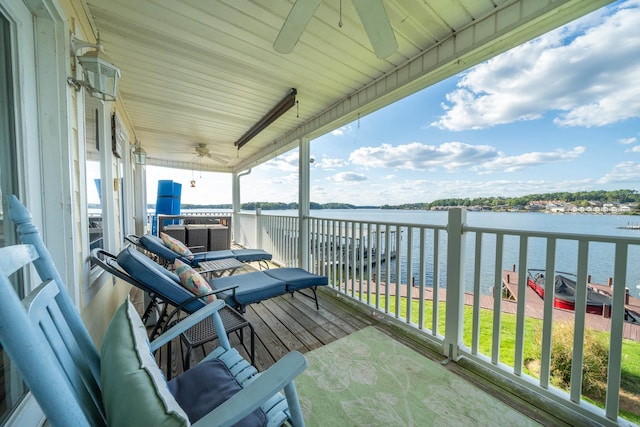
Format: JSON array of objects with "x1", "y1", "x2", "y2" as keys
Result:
[
  {"x1": 191, "y1": 250, "x2": 236, "y2": 263},
  {"x1": 190, "y1": 249, "x2": 272, "y2": 266},
  {"x1": 264, "y1": 268, "x2": 328, "y2": 292},
  {"x1": 117, "y1": 247, "x2": 206, "y2": 313},
  {"x1": 210, "y1": 271, "x2": 286, "y2": 307},
  {"x1": 168, "y1": 358, "x2": 266, "y2": 426},
  {"x1": 230, "y1": 249, "x2": 273, "y2": 263}
]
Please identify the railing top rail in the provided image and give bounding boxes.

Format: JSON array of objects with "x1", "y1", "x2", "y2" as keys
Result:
[
  {"x1": 306, "y1": 215, "x2": 448, "y2": 230},
  {"x1": 464, "y1": 224, "x2": 640, "y2": 244}
]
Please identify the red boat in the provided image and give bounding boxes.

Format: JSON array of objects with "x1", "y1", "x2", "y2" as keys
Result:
[{"x1": 527, "y1": 270, "x2": 612, "y2": 316}]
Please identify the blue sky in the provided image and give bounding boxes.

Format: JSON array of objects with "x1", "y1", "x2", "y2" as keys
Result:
[{"x1": 148, "y1": 0, "x2": 640, "y2": 206}]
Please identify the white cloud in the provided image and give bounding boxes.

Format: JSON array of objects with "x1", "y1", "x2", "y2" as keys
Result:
[
  {"x1": 262, "y1": 152, "x2": 299, "y2": 172},
  {"x1": 331, "y1": 125, "x2": 352, "y2": 136},
  {"x1": 432, "y1": 2, "x2": 640, "y2": 130},
  {"x1": 349, "y1": 142, "x2": 585, "y2": 173},
  {"x1": 619, "y1": 137, "x2": 637, "y2": 144},
  {"x1": 596, "y1": 161, "x2": 640, "y2": 184},
  {"x1": 328, "y1": 172, "x2": 368, "y2": 182},
  {"x1": 349, "y1": 142, "x2": 498, "y2": 171},
  {"x1": 477, "y1": 146, "x2": 586, "y2": 173},
  {"x1": 628, "y1": 146, "x2": 640, "y2": 152},
  {"x1": 315, "y1": 155, "x2": 348, "y2": 169}
]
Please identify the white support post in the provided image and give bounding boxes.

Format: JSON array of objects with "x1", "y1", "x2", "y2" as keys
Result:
[
  {"x1": 133, "y1": 163, "x2": 147, "y2": 235},
  {"x1": 299, "y1": 137, "x2": 310, "y2": 270},
  {"x1": 444, "y1": 208, "x2": 466, "y2": 361}
]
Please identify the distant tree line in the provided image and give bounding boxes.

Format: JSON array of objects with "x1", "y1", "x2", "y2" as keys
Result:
[
  {"x1": 148, "y1": 189, "x2": 639, "y2": 212},
  {"x1": 381, "y1": 189, "x2": 640, "y2": 210}
]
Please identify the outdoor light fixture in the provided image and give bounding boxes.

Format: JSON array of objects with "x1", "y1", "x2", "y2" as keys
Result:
[
  {"x1": 234, "y1": 88, "x2": 297, "y2": 150},
  {"x1": 132, "y1": 140, "x2": 147, "y2": 165},
  {"x1": 67, "y1": 35, "x2": 121, "y2": 102}
]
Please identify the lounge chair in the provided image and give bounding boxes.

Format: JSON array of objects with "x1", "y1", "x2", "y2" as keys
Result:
[
  {"x1": 128, "y1": 233, "x2": 272, "y2": 269},
  {"x1": 92, "y1": 247, "x2": 256, "y2": 370},
  {"x1": 1, "y1": 194, "x2": 306, "y2": 427},
  {"x1": 110, "y1": 245, "x2": 327, "y2": 313}
]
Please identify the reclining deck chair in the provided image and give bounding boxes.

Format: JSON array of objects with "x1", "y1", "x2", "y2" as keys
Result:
[
  {"x1": 92, "y1": 247, "x2": 256, "y2": 370},
  {"x1": 111, "y1": 246, "x2": 328, "y2": 314},
  {"x1": 0, "y1": 195, "x2": 306, "y2": 426},
  {"x1": 128, "y1": 233, "x2": 272, "y2": 269}
]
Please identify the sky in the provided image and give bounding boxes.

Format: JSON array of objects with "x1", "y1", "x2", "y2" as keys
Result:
[{"x1": 146, "y1": 0, "x2": 640, "y2": 207}]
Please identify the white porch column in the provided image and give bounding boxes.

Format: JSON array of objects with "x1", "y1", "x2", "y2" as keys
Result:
[
  {"x1": 298, "y1": 137, "x2": 310, "y2": 270},
  {"x1": 444, "y1": 208, "x2": 466, "y2": 361},
  {"x1": 133, "y1": 163, "x2": 147, "y2": 235},
  {"x1": 232, "y1": 171, "x2": 241, "y2": 244}
]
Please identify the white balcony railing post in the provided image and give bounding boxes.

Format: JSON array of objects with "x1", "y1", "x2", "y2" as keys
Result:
[
  {"x1": 444, "y1": 208, "x2": 466, "y2": 361},
  {"x1": 255, "y1": 208, "x2": 263, "y2": 250}
]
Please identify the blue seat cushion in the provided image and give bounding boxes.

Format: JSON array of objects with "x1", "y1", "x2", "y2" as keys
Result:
[
  {"x1": 117, "y1": 247, "x2": 206, "y2": 313},
  {"x1": 230, "y1": 249, "x2": 272, "y2": 262},
  {"x1": 168, "y1": 358, "x2": 266, "y2": 426},
  {"x1": 191, "y1": 250, "x2": 236, "y2": 264},
  {"x1": 210, "y1": 271, "x2": 286, "y2": 307},
  {"x1": 264, "y1": 268, "x2": 328, "y2": 292}
]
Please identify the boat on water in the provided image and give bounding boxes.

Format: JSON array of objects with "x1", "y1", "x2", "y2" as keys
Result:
[{"x1": 526, "y1": 269, "x2": 612, "y2": 316}]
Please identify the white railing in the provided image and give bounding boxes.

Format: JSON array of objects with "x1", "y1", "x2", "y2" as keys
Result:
[{"x1": 236, "y1": 208, "x2": 640, "y2": 425}]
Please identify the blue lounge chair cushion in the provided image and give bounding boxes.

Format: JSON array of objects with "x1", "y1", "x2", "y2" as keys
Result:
[
  {"x1": 264, "y1": 267, "x2": 329, "y2": 292},
  {"x1": 230, "y1": 249, "x2": 273, "y2": 263},
  {"x1": 117, "y1": 247, "x2": 206, "y2": 313},
  {"x1": 168, "y1": 358, "x2": 266, "y2": 426},
  {"x1": 210, "y1": 271, "x2": 286, "y2": 307},
  {"x1": 191, "y1": 250, "x2": 237, "y2": 262},
  {"x1": 188, "y1": 249, "x2": 272, "y2": 265},
  {"x1": 138, "y1": 234, "x2": 272, "y2": 266},
  {"x1": 101, "y1": 299, "x2": 190, "y2": 426}
]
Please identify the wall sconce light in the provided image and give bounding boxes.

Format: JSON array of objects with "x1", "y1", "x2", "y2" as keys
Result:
[
  {"x1": 67, "y1": 35, "x2": 121, "y2": 102},
  {"x1": 132, "y1": 140, "x2": 147, "y2": 165}
]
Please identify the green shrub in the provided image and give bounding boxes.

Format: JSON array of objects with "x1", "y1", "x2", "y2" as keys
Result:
[{"x1": 544, "y1": 322, "x2": 609, "y2": 399}]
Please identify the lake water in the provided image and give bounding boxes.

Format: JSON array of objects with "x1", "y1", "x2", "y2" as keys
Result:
[{"x1": 259, "y1": 209, "x2": 640, "y2": 297}]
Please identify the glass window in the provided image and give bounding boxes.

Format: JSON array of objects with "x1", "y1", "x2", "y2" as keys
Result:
[
  {"x1": 85, "y1": 97, "x2": 103, "y2": 265},
  {"x1": 0, "y1": 11, "x2": 27, "y2": 423}
]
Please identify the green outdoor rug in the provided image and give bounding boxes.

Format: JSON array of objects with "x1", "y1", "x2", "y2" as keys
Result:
[{"x1": 295, "y1": 326, "x2": 540, "y2": 426}]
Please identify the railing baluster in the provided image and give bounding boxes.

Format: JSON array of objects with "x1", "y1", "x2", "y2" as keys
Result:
[
  {"x1": 514, "y1": 235, "x2": 528, "y2": 376},
  {"x1": 491, "y1": 233, "x2": 504, "y2": 365},
  {"x1": 432, "y1": 229, "x2": 440, "y2": 337},
  {"x1": 418, "y1": 227, "x2": 426, "y2": 330},
  {"x1": 395, "y1": 225, "x2": 402, "y2": 318},
  {"x1": 539, "y1": 237, "x2": 556, "y2": 389},
  {"x1": 570, "y1": 239, "x2": 589, "y2": 403},
  {"x1": 606, "y1": 242, "x2": 627, "y2": 420},
  {"x1": 375, "y1": 224, "x2": 382, "y2": 310},
  {"x1": 384, "y1": 224, "x2": 391, "y2": 314},
  {"x1": 472, "y1": 231, "x2": 482, "y2": 355}
]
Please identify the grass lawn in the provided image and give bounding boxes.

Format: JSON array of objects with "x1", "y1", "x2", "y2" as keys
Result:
[{"x1": 359, "y1": 293, "x2": 640, "y2": 423}]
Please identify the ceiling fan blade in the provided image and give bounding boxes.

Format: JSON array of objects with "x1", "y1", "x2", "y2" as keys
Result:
[
  {"x1": 352, "y1": 0, "x2": 397, "y2": 59},
  {"x1": 206, "y1": 153, "x2": 230, "y2": 165},
  {"x1": 274, "y1": 0, "x2": 321, "y2": 54}
]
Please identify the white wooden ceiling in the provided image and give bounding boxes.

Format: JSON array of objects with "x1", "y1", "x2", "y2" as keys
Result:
[{"x1": 84, "y1": 0, "x2": 612, "y2": 173}]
